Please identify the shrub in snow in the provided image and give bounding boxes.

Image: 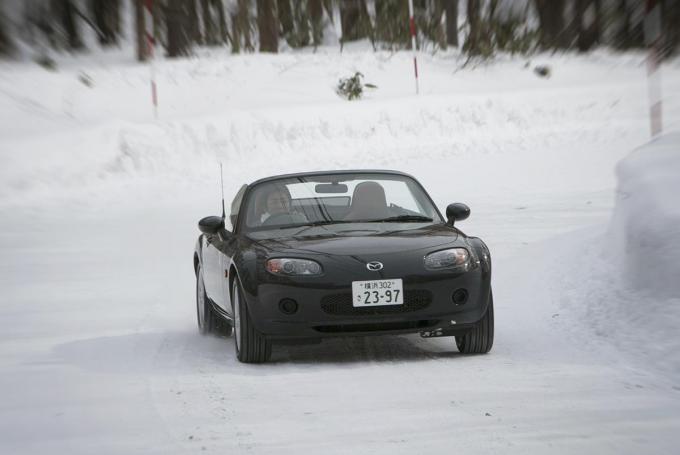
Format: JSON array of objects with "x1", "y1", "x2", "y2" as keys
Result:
[
  {"x1": 534, "y1": 65, "x2": 551, "y2": 78},
  {"x1": 78, "y1": 72, "x2": 93, "y2": 87},
  {"x1": 336, "y1": 72, "x2": 376, "y2": 100},
  {"x1": 35, "y1": 54, "x2": 57, "y2": 71},
  {"x1": 609, "y1": 133, "x2": 680, "y2": 297}
]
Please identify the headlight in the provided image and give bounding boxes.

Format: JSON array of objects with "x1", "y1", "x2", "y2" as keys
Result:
[
  {"x1": 424, "y1": 248, "x2": 470, "y2": 271},
  {"x1": 266, "y1": 258, "x2": 323, "y2": 276}
]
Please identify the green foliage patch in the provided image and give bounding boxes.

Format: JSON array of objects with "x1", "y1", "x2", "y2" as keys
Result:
[{"x1": 336, "y1": 72, "x2": 377, "y2": 100}]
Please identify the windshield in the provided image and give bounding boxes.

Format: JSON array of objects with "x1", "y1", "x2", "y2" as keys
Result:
[{"x1": 242, "y1": 173, "x2": 442, "y2": 231}]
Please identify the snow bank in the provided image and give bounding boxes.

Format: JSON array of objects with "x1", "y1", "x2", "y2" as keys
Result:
[
  {"x1": 1, "y1": 51, "x2": 666, "y2": 209},
  {"x1": 610, "y1": 132, "x2": 680, "y2": 297},
  {"x1": 550, "y1": 133, "x2": 680, "y2": 382}
]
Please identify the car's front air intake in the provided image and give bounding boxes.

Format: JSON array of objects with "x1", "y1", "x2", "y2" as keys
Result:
[{"x1": 313, "y1": 319, "x2": 438, "y2": 333}]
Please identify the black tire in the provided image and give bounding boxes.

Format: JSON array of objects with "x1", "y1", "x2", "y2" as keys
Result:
[
  {"x1": 232, "y1": 278, "x2": 272, "y2": 363},
  {"x1": 196, "y1": 263, "x2": 230, "y2": 336},
  {"x1": 456, "y1": 290, "x2": 494, "y2": 354}
]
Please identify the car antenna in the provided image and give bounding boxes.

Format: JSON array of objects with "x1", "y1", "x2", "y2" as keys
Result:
[{"x1": 219, "y1": 162, "x2": 225, "y2": 219}]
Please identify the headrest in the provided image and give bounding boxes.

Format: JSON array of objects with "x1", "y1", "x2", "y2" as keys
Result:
[{"x1": 351, "y1": 181, "x2": 387, "y2": 209}]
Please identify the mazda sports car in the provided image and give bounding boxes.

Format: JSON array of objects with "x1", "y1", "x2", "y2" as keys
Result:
[{"x1": 194, "y1": 170, "x2": 493, "y2": 363}]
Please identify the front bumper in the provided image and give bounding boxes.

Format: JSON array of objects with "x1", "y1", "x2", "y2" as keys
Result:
[{"x1": 244, "y1": 268, "x2": 491, "y2": 340}]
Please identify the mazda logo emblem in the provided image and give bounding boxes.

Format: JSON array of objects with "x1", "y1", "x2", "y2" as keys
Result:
[{"x1": 366, "y1": 261, "x2": 383, "y2": 271}]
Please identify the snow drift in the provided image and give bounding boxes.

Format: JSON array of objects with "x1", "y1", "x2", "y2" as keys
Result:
[{"x1": 610, "y1": 132, "x2": 680, "y2": 297}]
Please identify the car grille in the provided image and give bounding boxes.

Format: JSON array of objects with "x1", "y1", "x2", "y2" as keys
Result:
[{"x1": 320, "y1": 290, "x2": 432, "y2": 316}]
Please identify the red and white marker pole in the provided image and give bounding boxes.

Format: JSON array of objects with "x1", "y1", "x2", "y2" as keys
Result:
[
  {"x1": 644, "y1": 0, "x2": 662, "y2": 137},
  {"x1": 144, "y1": 0, "x2": 158, "y2": 119},
  {"x1": 407, "y1": 0, "x2": 419, "y2": 95}
]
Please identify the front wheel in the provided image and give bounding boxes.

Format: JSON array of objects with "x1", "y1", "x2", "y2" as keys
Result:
[
  {"x1": 456, "y1": 290, "x2": 494, "y2": 354},
  {"x1": 232, "y1": 278, "x2": 272, "y2": 363}
]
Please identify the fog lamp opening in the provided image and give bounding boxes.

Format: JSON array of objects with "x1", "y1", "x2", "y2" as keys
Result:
[
  {"x1": 452, "y1": 289, "x2": 469, "y2": 305},
  {"x1": 279, "y1": 298, "x2": 299, "y2": 315}
]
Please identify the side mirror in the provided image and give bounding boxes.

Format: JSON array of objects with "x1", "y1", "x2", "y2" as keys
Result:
[
  {"x1": 446, "y1": 203, "x2": 470, "y2": 226},
  {"x1": 198, "y1": 216, "x2": 224, "y2": 235}
]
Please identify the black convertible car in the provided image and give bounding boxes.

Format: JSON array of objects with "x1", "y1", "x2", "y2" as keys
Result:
[{"x1": 194, "y1": 170, "x2": 493, "y2": 363}]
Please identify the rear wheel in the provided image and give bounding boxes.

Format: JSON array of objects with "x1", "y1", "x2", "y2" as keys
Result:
[
  {"x1": 232, "y1": 278, "x2": 272, "y2": 363},
  {"x1": 456, "y1": 290, "x2": 494, "y2": 354}
]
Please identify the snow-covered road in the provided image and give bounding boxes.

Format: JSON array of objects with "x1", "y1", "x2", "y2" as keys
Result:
[{"x1": 1, "y1": 50, "x2": 679, "y2": 454}]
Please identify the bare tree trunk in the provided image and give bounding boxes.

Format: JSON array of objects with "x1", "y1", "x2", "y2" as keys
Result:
[
  {"x1": 53, "y1": 0, "x2": 84, "y2": 50},
  {"x1": 662, "y1": 0, "x2": 680, "y2": 56},
  {"x1": 194, "y1": 0, "x2": 226, "y2": 46},
  {"x1": 201, "y1": 0, "x2": 217, "y2": 44},
  {"x1": 91, "y1": 0, "x2": 120, "y2": 45},
  {"x1": 339, "y1": 0, "x2": 369, "y2": 42},
  {"x1": 484, "y1": 0, "x2": 497, "y2": 49},
  {"x1": 278, "y1": 0, "x2": 294, "y2": 42},
  {"x1": 374, "y1": 0, "x2": 408, "y2": 48},
  {"x1": 340, "y1": 0, "x2": 359, "y2": 41},
  {"x1": 215, "y1": 0, "x2": 228, "y2": 44},
  {"x1": 615, "y1": 0, "x2": 644, "y2": 49},
  {"x1": 293, "y1": 1, "x2": 311, "y2": 47},
  {"x1": 629, "y1": 0, "x2": 644, "y2": 49},
  {"x1": 63, "y1": 0, "x2": 83, "y2": 49},
  {"x1": 574, "y1": 0, "x2": 585, "y2": 50},
  {"x1": 534, "y1": 0, "x2": 567, "y2": 49},
  {"x1": 575, "y1": 0, "x2": 599, "y2": 51},
  {"x1": 0, "y1": 10, "x2": 13, "y2": 55},
  {"x1": 593, "y1": 0, "x2": 602, "y2": 47},
  {"x1": 488, "y1": 0, "x2": 498, "y2": 21},
  {"x1": 309, "y1": 0, "x2": 323, "y2": 47},
  {"x1": 230, "y1": 11, "x2": 241, "y2": 52},
  {"x1": 428, "y1": 0, "x2": 446, "y2": 50},
  {"x1": 240, "y1": 0, "x2": 254, "y2": 51},
  {"x1": 166, "y1": 0, "x2": 192, "y2": 57},
  {"x1": 34, "y1": 2, "x2": 57, "y2": 49},
  {"x1": 359, "y1": 0, "x2": 374, "y2": 47},
  {"x1": 135, "y1": 0, "x2": 147, "y2": 60},
  {"x1": 188, "y1": 0, "x2": 201, "y2": 44},
  {"x1": 445, "y1": 0, "x2": 458, "y2": 47},
  {"x1": 464, "y1": 0, "x2": 480, "y2": 54},
  {"x1": 231, "y1": 0, "x2": 254, "y2": 53},
  {"x1": 615, "y1": 0, "x2": 630, "y2": 48},
  {"x1": 257, "y1": 0, "x2": 278, "y2": 52}
]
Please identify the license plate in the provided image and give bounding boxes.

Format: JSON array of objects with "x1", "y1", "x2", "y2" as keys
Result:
[{"x1": 352, "y1": 279, "x2": 404, "y2": 307}]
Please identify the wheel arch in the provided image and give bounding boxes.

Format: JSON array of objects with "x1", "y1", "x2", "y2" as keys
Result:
[
  {"x1": 228, "y1": 264, "x2": 239, "y2": 302},
  {"x1": 468, "y1": 236, "x2": 492, "y2": 275},
  {"x1": 193, "y1": 234, "x2": 204, "y2": 277}
]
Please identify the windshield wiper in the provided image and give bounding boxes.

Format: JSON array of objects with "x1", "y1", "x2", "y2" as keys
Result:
[
  {"x1": 368, "y1": 215, "x2": 434, "y2": 223},
  {"x1": 295, "y1": 220, "x2": 354, "y2": 228},
  {"x1": 286, "y1": 219, "x2": 354, "y2": 235}
]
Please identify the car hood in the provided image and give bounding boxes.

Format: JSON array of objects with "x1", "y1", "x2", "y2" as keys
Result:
[{"x1": 250, "y1": 223, "x2": 460, "y2": 256}]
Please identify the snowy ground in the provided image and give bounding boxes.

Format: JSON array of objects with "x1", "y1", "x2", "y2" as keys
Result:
[{"x1": 1, "y1": 48, "x2": 680, "y2": 454}]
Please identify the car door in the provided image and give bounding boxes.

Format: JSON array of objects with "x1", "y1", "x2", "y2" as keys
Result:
[
  {"x1": 216, "y1": 236, "x2": 237, "y2": 314},
  {"x1": 204, "y1": 184, "x2": 248, "y2": 315},
  {"x1": 219, "y1": 185, "x2": 248, "y2": 314},
  {"x1": 201, "y1": 233, "x2": 223, "y2": 305}
]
